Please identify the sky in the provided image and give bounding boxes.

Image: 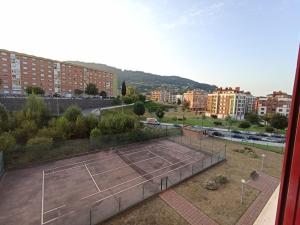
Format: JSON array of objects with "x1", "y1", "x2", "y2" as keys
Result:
[{"x1": 0, "y1": 0, "x2": 299, "y2": 96}]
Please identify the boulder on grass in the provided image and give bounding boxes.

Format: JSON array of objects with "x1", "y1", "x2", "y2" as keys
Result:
[
  {"x1": 205, "y1": 180, "x2": 219, "y2": 191},
  {"x1": 250, "y1": 170, "x2": 259, "y2": 180},
  {"x1": 215, "y1": 174, "x2": 229, "y2": 185}
]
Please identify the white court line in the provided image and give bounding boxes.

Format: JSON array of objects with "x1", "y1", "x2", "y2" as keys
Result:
[
  {"x1": 41, "y1": 171, "x2": 44, "y2": 225},
  {"x1": 146, "y1": 149, "x2": 174, "y2": 164},
  {"x1": 45, "y1": 149, "x2": 149, "y2": 176},
  {"x1": 85, "y1": 164, "x2": 101, "y2": 192},
  {"x1": 43, "y1": 155, "x2": 204, "y2": 224},
  {"x1": 92, "y1": 155, "x2": 159, "y2": 177},
  {"x1": 43, "y1": 204, "x2": 66, "y2": 214},
  {"x1": 81, "y1": 153, "x2": 193, "y2": 200}
]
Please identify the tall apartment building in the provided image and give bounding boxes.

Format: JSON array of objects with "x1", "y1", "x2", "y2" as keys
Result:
[
  {"x1": 206, "y1": 87, "x2": 255, "y2": 120},
  {"x1": 0, "y1": 49, "x2": 117, "y2": 96},
  {"x1": 183, "y1": 90, "x2": 207, "y2": 111},
  {"x1": 256, "y1": 91, "x2": 291, "y2": 117}
]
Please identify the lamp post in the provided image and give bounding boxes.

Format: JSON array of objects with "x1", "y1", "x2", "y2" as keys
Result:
[
  {"x1": 240, "y1": 179, "x2": 246, "y2": 205},
  {"x1": 261, "y1": 154, "x2": 266, "y2": 171}
]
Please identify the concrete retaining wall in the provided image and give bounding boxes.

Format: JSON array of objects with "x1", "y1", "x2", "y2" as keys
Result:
[{"x1": 0, "y1": 97, "x2": 113, "y2": 115}]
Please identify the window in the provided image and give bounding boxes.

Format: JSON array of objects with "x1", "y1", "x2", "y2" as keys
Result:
[{"x1": 1, "y1": 57, "x2": 7, "y2": 61}]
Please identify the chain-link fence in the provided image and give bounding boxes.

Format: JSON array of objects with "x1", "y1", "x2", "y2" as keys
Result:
[
  {"x1": 47, "y1": 150, "x2": 226, "y2": 225},
  {"x1": 0, "y1": 151, "x2": 4, "y2": 178}
]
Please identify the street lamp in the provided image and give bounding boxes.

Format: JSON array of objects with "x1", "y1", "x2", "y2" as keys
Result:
[
  {"x1": 261, "y1": 154, "x2": 266, "y2": 171},
  {"x1": 240, "y1": 179, "x2": 246, "y2": 205}
]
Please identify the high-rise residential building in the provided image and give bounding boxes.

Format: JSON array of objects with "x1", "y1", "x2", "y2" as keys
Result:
[
  {"x1": 206, "y1": 87, "x2": 255, "y2": 120},
  {"x1": 0, "y1": 49, "x2": 117, "y2": 96},
  {"x1": 183, "y1": 90, "x2": 207, "y2": 111},
  {"x1": 255, "y1": 91, "x2": 291, "y2": 117}
]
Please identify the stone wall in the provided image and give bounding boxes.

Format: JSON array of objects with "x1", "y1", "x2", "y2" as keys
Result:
[{"x1": 0, "y1": 97, "x2": 113, "y2": 115}]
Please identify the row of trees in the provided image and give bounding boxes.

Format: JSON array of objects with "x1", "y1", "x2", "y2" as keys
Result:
[
  {"x1": 244, "y1": 112, "x2": 288, "y2": 130},
  {"x1": 24, "y1": 83, "x2": 107, "y2": 97}
]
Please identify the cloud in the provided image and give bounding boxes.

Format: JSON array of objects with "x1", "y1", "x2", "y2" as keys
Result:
[{"x1": 162, "y1": 1, "x2": 225, "y2": 30}]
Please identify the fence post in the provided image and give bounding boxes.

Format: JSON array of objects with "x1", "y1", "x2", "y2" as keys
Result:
[
  {"x1": 89, "y1": 208, "x2": 92, "y2": 225},
  {"x1": 142, "y1": 183, "x2": 145, "y2": 199},
  {"x1": 118, "y1": 197, "x2": 121, "y2": 212}
]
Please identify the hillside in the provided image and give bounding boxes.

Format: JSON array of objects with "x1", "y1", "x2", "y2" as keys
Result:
[{"x1": 67, "y1": 61, "x2": 216, "y2": 94}]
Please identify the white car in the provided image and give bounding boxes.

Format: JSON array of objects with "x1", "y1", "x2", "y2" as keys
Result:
[{"x1": 146, "y1": 118, "x2": 160, "y2": 125}]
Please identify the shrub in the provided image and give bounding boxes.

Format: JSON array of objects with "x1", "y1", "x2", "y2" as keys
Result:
[
  {"x1": 64, "y1": 106, "x2": 82, "y2": 122},
  {"x1": 265, "y1": 126, "x2": 274, "y2": 132},
  {"x1": 137, "y1": 94, "x2": 146, "y2": 103},
  {"x1": 211, "y1": 115, "x2": 217, "y2": 119},
  {"x1": 23, "y1": 95, "x2": 50, "y2": 127},
  {"x1": 25, "y1": 86, "x2": 45, "y2": 95},
  {"x1": 171, "y1": 116, "x2": 177, "y2": 121},
  {"x1": 122, "y1": 96, "x2": 135, "y2": 104},
  {"x1": 156, "y1": 108, "x2": 165, "y2": 119},
  {"x1": 112, "y1": 97, "x2": 122, "y2": 105},
  {"x1": 74, "y1": 116, "x2": 88, "y2": 138},
  {"x1": 27, "y1": 136, "x2": 53, "y2": 146},
  {"x1": 54, "y1": 117, "x2": 73, "y2": 139},
  {"x1": 245, "y1": 112, "x2": 261, "y2": 124},
  {"x1": 37, "y1": 127, "x2": 65, "y2": 142},
  {"x1": 0, "y1": 104, "x2": 9, "y2": 132},
  {"x1": 215, "y1": 174, "x2": 229, "y2": 185},
  {"x1": 98, "y1": 113, "x2": 140, "y2": 135},
  {"x1": 239, "y1": 121, "x2": 251, "y2": 129},
  {"x1": 13, "y1": 120, "x2": 38, "y2": 144},
  {"x1": 85, "y1": 114, "x2": 98, "y2": 133},
  {"x1": 90, "y1": 128, "x2": 101, "y2": 138},
  {"x1": 270, "y1": 114, "x2": 288, "y2": 130},
  {"x1": 250, "y1": 170, "x2": 259, "y2": 180},
  {"x1": 0, "y1": 132, "x2": 16, "y2": 151},
  {"x1": 99, "y1": 91, "x2": 107, "y2": 98},
  {"x1": 213, "y1": 121, "x2": 222, "y2": 126},
  {"x1": 133, "y1": 101, "x2": 145, "y2": 116},
  {"x1": 204, "y1": 180, "x2": 218, "y2": 191}
]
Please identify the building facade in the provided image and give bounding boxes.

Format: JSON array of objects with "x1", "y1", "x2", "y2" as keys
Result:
[
  {"x1": 150, "y1": 90, "x2": 182, "y2": 104},
  {"x1": 0, "y1": 49, "x2": 117, "y2": 96},
  {"x1": 206, "y1": 87, "x2": 255, "y2": 120},
  {"x1": 183, "y1": 90, "x2": 207, "y2": 111},
  {"x1": 255, "y1": 91, "x2": 291, "y2": 117}
]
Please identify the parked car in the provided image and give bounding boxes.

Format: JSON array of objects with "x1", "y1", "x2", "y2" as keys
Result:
[
  {"x1": 173, "y1": 124, "x2": 181, "y2": 128},
  {"x1": 231, "y1": 134, "x2": 244, "y2": 139},
  {"x1": 257, "y1": 133, "x2": 268, "y2": 137},
  {"x1": 146, "y1": 118, "x2": 160, "y2": 125},
  {"x1": 231, "y1": 130, "x2": 241, "y2": 134},
  {"x1": 212, "y1": 131, "x2": 224, "y2": 137},
  {"x1": 248, "y1": 136, "x2": 262, "y2": 141}
]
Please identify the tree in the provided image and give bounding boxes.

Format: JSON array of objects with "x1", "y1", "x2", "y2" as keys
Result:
[
  {"x1": 99, "y1": 91, "x2": 107, "y2": 98},
  {"x1": 85, "y1": 114, "x2": 98, "y2": 133},
  {"x1": 225, "y1": 115, "x2": 233, "y2": 130},
  {"x1": 239, "y1": 121, "x2": 251, "y2": 129},
  {"x1": 74, "y1": 115, "x2": 88, "y2": 138},
  {"x1": 85, "y1": 83, "x2": 98, "y2": 95},
  {"x1": 270, "y1": 114, "x2": 288, "y2": 130},
  {"x1": 133, "y1": 101, "x2": 145, "y2": 116},
  {"x1": 121, "y1": 81, "x2": 126, "y2": 96},
  {"x1": 177, "y1": 98, "x2": 181, "y2": 105},
  {"x1": 261, "y1": 114, "x2": 272, "y2": 125},
  {"x1": 25, "y1": 86, "x2": 45, "y2": 95},
  {"x1": 138, "y1": 94, "x2": 146, "y2": 103},
  {"x1": 74, "y1": 89, "x2": 83, "y2": 96},
  {"x1": 156, "y1": 108, "x2": 165, "y2": 119},
  {"x1": 126, "y1": 86, "x2": 136, "y2": 96},
  {"x1": 64, "y1": 106, "x2": 82, "y2": 122},
  {"x1": 245, "y1": 112, "x2": 260, "y2": 124},
  {"x1": 23, "y1": 95, "x2": 50, "y2": 127}
]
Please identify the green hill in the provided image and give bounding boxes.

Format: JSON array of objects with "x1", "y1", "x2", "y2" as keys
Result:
[{"x1": 67, "y1": 61, "x2": 216, "y2": 94}]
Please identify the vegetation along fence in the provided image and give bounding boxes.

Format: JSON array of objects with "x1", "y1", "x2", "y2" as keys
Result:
[{"x1": 4, "y1": 126, "x2": 182, "y2": 169}]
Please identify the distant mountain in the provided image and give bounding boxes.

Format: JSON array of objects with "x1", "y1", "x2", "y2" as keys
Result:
[{"x1": 67, "y1": 61, "x2": 217, "y2": 94}]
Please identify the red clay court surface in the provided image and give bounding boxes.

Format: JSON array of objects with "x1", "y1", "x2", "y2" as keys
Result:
[{"x1": 0, "y1": 139, "x2": 208, "y2": 225}]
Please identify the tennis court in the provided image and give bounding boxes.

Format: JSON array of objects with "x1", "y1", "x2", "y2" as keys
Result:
[{"x1": 0, "y1": 137, "x2": 225, "y2": 225}]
